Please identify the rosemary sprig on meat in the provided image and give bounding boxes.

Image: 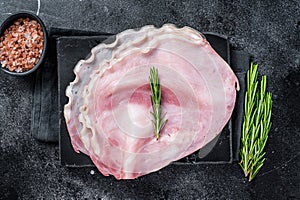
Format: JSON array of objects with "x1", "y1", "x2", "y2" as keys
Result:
[
  {"x1": 149, "y1": 67, "x2": 167, "y2": 140},
  {"x1": 240, "y1": 62, "x2": 273, "y2": 181}
]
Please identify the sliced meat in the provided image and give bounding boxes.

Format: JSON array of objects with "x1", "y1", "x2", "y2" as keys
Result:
[
  {"x1": 64, "y1": 24, "x2": 239, "y2": 179},
  {"x1": 64, "y1": 27, "x2": 154, "y2": 154}
]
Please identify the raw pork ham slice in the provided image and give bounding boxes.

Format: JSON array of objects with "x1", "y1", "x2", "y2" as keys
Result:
[{"x1": 64, "y1": 24, "x2": 239, "y2": 179}]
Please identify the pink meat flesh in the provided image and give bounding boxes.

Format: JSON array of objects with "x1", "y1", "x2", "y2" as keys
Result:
[{"x1": 64, "y1": 24, "x2": 239, "y2": 179}]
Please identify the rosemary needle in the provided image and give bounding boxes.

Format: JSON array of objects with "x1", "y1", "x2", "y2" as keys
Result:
[
  {"x1": 239, "y1": 62, "x2": 273, "y2": 181},
  {"x1": 149, "y1": 67, "x2": 167, "y2": 140}
]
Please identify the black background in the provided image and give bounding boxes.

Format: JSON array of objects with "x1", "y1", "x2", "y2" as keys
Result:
[{"x1": 0, "y1": 0, "x2": 299, "y2": 199}]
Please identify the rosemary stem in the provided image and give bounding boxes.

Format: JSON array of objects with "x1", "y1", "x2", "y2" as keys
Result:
[
  {"x1": 149, "y1": 67, "x2": 167, "y2": 140},
  {"x1": 239, "y1": 62, "x2": 273, "y2": 181}
]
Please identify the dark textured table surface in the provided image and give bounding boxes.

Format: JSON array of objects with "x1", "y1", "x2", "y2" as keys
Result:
[{"x1": 0, "y1": 0, "x2": 299, "y2": 199}]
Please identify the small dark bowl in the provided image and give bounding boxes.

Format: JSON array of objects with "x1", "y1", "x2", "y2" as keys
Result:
[{"x1": 0, "y1": 12, "x2": 47, "y2": 76}]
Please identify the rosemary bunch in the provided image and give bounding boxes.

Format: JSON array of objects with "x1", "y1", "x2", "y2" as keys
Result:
[
  {"x1": 240, "y1": 62, "x2": 273, "y2": 181},
  {"x1": 149, "y1": 67, "x2": 167, "y2": 140}
]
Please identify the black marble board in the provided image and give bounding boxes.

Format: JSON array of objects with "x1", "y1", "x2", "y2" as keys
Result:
[{"x1": 57, "y1": 33, "x2": 246, "y2": 167}]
